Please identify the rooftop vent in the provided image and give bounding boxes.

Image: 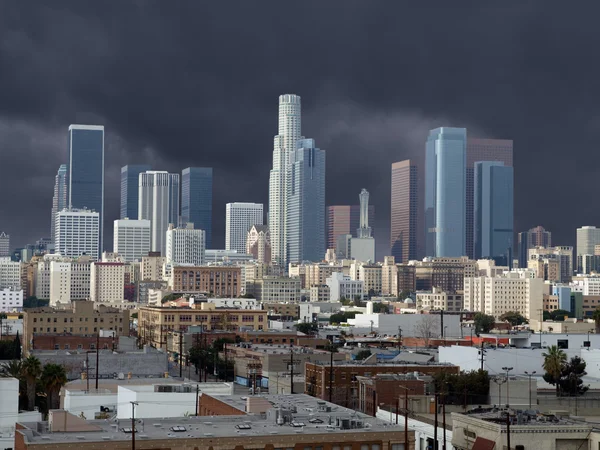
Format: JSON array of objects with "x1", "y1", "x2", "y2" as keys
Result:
[
  {"x1": 236, "y1": 424, "x2": 251, "y2": 430},
  {"x1": 169, "y1": 426, "x2": 187, "y2": 432}
]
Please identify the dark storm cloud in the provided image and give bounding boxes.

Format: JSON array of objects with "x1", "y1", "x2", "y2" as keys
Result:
[{"x1": 0, "y1": 1, "x2": 598, "y2": 251}]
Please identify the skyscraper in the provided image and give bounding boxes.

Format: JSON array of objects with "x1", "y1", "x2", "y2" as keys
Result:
[
  {"x1": 518, "y1": 226, "x2": 551, "y2": 268},
  {"x1": 390, "y1": 160, "x2": 418, "y2": 263},
  {"x1": 246, "y1": 225, "x2": 271, "y2": 264},
  {"x1": 326, "y1": 205, "x2": 375, "y2": 249},
  {"x1": 120, "y1": 164, "x2": 151, "y2": 219},
  {"x1": 67, "y1": 125, "x2": 104, "y2": 257},
  {"x1": 138, "y1": 171, "x2": 180, "y2": 255},
  {"x1": 225, "y1": 203, "x2": 263, "y2": 254},
  {"x1": 166, "y1": 223, "x2": 206, "y2": 266},
  {"x1": 0, "y1": 232, "x2": 9, "y2": 257},
  {"x1": 466, "y1": 138, "x2": 513, "y2": 258},
  {"x1": 473, "y1": 161, "x2": 514, "y2": 260},
  {"x1": 287, "y1": 139, "x2": 326, "y2": 263},
  {"x1": 181, "y1": 167, "x2": 213, "y2": 248},
  {"x1": 350, "y1": 189, "x2": 375, "y2": 262},
  {"x1": 425, "y1": 127, "x2": 467, "y2": 257},
  {"x1": 51, "y1": 164, "x2": 68, "y2": 244},
  {"x1": 269, "y1": 94, "x2": 302, "y2": 266},
  {"x1": 55, "y1": 208, "x2": 100, "y2": 260},
  {"x1": 576, "y1": 226, "x2": 600, "y2": 256}
]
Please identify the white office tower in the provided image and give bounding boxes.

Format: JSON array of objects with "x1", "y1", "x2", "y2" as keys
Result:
[
  {"x1": 55, "y1": 208, "x2": 100, "y2": 260},
  {"x1": 350, "y1": 189, "x2": 376, "y2": 262},
  {"x1": 138, "y1": 171, "x2": 180, "y2": 255},
  {"x1": 166, "y1": 223, "x2": 206, "y2": 266},
  {"x1": 90, "y1": 261, "x2": 125, "y2": 302},
  {"x1": 50, "y1": 164, "x2": 67, "y2": 244},
  {"x1": 226, "y1": 203, "x2": 263, "y2": 253},
  {"x1": 0, "y1": 257, "x2": 21, "y2": 290},
  {"x1": 49, "y1": 258, "x2": 92, "y2": 306},
  {"x1": 0, "y1": 233, "x2": 9, "y2": 257},
  {"x1": 269, "y1": 94, "x2": 302, "y2": 267},
  {"x1": 113, "y1": 219, "x2": 151, "y2": 262},
  {"x1": 577, "y1": 226, "x2": 600, "y2": 256}
]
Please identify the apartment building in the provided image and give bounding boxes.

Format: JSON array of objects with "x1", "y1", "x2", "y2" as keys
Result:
[
  {"x1": 49, "y1": 258, "x2": 92, "y2": 306},
  {"x1": 416, "y1": 287, "x2": 463, "y2": 312},
  {"x1": 170, "y1": 266, "x2": 241, "y2": 297},
  {"x1": 246, "y1": 276, "x2": 301, "y2": 303},
  {"x1": 90, "y1": 262, "x2": 125, "y2": 302}
]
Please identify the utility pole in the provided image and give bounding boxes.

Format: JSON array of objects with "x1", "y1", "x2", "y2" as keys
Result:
[
  {"x1": 434, "y1": 393, "x2": 438, "y2": 450},
  {"x1": 506, "y1": 412, "x2": 511, "y2": 450},
  {"x1": 195, "y1": 384, "x2": 199, "y2": 415},
  {"x1": 329, "y1": 345, "x2": 334, "y2": 403},
  {"x1": 130, "y1": 401, "x2": 138, "y2": 450},
  {"x1": 224, "y1": 342, "x2": 228, "y2": 382},
  {"x1": 398, "y1": 327, "x2": 402, "y2": 349},
  {"x1": 95, "y1": 333, "x2": 99, "y2": 390},
  {"x1": 440, "y1": 310, "x2": 444, "y2": 339},
  {"x1": 442, "y1": 393, "x2": 446, "y2": 450},
  {"x1": 290, "y1": 344, "x2": 294, "y2": 394},
  {"x1": 179, "y1": 331, "x2": 183, "y2": 378},
  {"x1": 85, "y1": 351, "x2": 90, "y2": 392},
  {"x1": 479, "y1": 340, "x2": 484, "y2": 371}
]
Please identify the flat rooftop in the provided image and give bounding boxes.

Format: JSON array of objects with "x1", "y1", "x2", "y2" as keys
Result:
[
  {"x1": 18, "y1": 395, "x2": 402, "y2": 444},
  {"x1": 310, "y1": 360, "x2": 453, "y2": 367},
  {"x1": 461, "y1": 407, "x2": 588, "y2": 427},
  {"x1": 234, "y1": 344, "x2": 331, "y2": 355}
]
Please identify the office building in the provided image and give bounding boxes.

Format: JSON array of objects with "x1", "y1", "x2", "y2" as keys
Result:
[
  {"x1": 350, "y1": 189, "x2": 375, "y2": 262},
  {"x1": 225, "y1": 202, "x2": 263, "y2": 253},
  {"x1": 528, "y1": 246, "x2": 573, "y2": 283},
  {"x1": 170, "y1": 266, "x2": 241, "y2": 297},
  {"x1": 49, "y1": 258, "x2": 92, "y2": 306},
  {"x1": 166, "y1": 223, "x2": 206, "y2": 266},
  {"x1": 326, "y1": 272, "x2": 363, "y2": 301},
  {"x1": 54, "y1": 208, "x2": 100, "y2": 260},
  {"x1": 0, "y1": 257, "x2": 21, "y2": 291},
  {"x1": 518, "y1": 225, "x2": 551, "y2": 268},
  {"x1": 466, "y1": 138, "x2": 513, "y2": 258},
  {"x1": 139, "y1": 171, "x2": 180, "y2": 255},
  {"x1": 425, "y1": 127, "x2": 467, "y2": 257},
  {"x1": 181, "y1": 167, "x2": 213, "y2": 247},
  {"x1": 0, "y1": 288, "x2": 23, "y2": 312},
  {"x1": 287, "y1": 138, "x2": 326, "y2": 263},
  {"x1": 246, "y1": 224, "x2": 271, "y2": 264},
  {"x1": 50, "y1": 165, "x2": 68, "y2": 244},
  {"x1": 245, "y1": 275, "x2": 301, "y2": 303},
  {"x1": 390, "y1": 159, "x2": 419, "y2": 263},
  {"x1": 269, "y1": 94, "x2": 302, "y2": 266},
  {"x1": 327, "y1": 205, "x2": 375, "y2": 250},
  {"x1": 113, "y1": 219, "x2": 151, "y2": 262},
  {"x1": 416, "y1": 287, "x2": 463, "y2": 312},
  {"x1": 0, "y1": 232, "x2": 9, "y2": 257},
  {"x1": 473, "y1": 161, "x2": 514, "y2": 260},
  {"x1": 67, "y1": 125, "x2": 104, "y2": 257},
  {"x1": 120, "y1": 164, "x2": 151, "y2": 219},
  {"x1": 381, "y1": 256, "x2": 398, "y2": 296},
  {"x1": 90, "y1": 261, "x2": 125, "y2": 303},
  {"x1": 141, "y1": 253, "x2": 166, "y2": 281},
  {"x1": 577, "y1": 226, "x2": 600, "y2": 256}
]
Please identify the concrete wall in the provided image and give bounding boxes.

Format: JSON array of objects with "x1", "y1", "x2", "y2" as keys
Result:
[
  {"x1": 63, "y1": 390, "x2": 117, "y2": 419},
  {"x1": 117, "y1": 385, "x2": 198, "y2": 418},
  {"x1": 350, "y1": 313, "x2": 461, "y2": 337}
]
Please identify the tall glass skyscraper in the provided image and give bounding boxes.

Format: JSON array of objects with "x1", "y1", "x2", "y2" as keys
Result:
[
  {"x1": 120, "y1": 164, "x2": 151, "y2": 219},
  {"x1": 68, "y1": 124, "x2": 104, "y2": 257},
  {"x1": 425, "y1": 127, "x2": 466, "y2": 257},
  {"x1": 287, "y1": 139, "x2": 326, "y2": 263},
  {"x1": 181, "y1": 167, "x2": 213, "y2": 248},
  {"x1": 390, "y1": 159, "x2": 419, "y2": 263},
  {"x1": 51, "y1": 164, "x2": 68, "y2": 244},
  {"x1": 474, "y1": 161, "x2": 514, "y2": 260}
]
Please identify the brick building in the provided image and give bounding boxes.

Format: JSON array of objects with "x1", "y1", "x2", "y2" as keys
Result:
[
  {"x1": 170, "y1": 266, "x2": 241, "y2": 297},
  {"x1": 357, "y1": 374, "x2": 428, "y2": 416},
  {"x1": 305, "y1": 361, "x2": 459, "y2": 409}
]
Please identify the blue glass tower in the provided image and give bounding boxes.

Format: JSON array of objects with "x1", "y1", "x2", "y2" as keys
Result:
[
  {"x1": 425, "y1": 127, "x2": 466, "y2": 257},
  {"x1": 474, "y1": 161, "x2": 514, "y2": 260},
  {"x1": 287, "y1": 139, "x2": 326, "y2": 263},
  {"x1": 68, "y1": 124, "x2": 104, "y2": 256},
  {"x1": 120, "y1": 164, "x2": 151, "y2": 219},
  {"x1": 181, "y1": 167, "x2": 213, "y2": 248}
]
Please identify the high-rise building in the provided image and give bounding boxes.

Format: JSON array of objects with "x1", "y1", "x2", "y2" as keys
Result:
[
  {"x1": 165, "y1": 223, "x2": 206, "y2": 266},
  {"x1": 517, "y1": 226, "x2": 551, "y2": 268},
  {"x1": 50, "y1": 165, "x2": 68, "y2": 244},
  {"x1": 49, "y1": 258, "x2": 92, "y2": 305},
  {"x1": 0, "y1": 232, "x2": 9, "y2": 257},
  {"x1": 138, "y1": 171, "x2": 180, "y2": 255},
  {"x1": 473, "y1": 161, "x2": 514, "y2": 260},
  {"x1": 466, "y1": 138, "x2": 513, "y2": 259},
  {"x1": 181, "y1": 167, "x2": 213, "y2": 248},
  {"x1": 246, "y1": 225, "x2": 271, "y2": 264},
  {"x1": 390, "y1": 159, "x2": 418, "y2": 263},
  {"x1": 113, "y1": 219, "x2": 151, "y2": 262},
  {"x1": 67, "y1": 125, "x2": 104, "y2": 257},
  {"x1": 287, "y1": 139, "x2": 326, "y2": 263},
  {"x1": 269, "y1": 94, "x2": 302, "y2": 266},
  {"x1": 326, "y1": 205, "x2": 375, "y2": 249},
  {"x1": 90, "y1": 261, "x2": 125, "y2": 302},
  {"x1": 120, "y1": 164, "x2": 151, "y2": 219},
  {"x1": 0, "y1": 257, "x2": 21, "y2": 290},
  {"x1": 225, "y1": 203, "x2": 263, "y2": 254},
  {"x1": 425, "y1": 127, "x2": 467, "y2": 257},
  {"x1": 350, "y1": 189, "x2": 375, "y2": 262},
  {"x1": 577, "y1": 226, "x2": 600, "y2": 256},
  {"x1": 55, "y1": 208, "x2": 100, "y2": 260}
]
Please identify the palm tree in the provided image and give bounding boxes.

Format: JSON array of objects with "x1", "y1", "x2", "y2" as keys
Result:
[
  {"x1": 543, "y1": 345, "x2": 567, "y2": 396},
  {"x1": 593, "y1": 308, "x2": 600, "y2": 334},
  {"x1": 41, "y1": 363, "x2": 67, "y2": 411},
  {"x1": 0, "y1": 359, "x2": 23, "y2": 378},
  {"x1": 22, "y1": 356, "x2": 42, "y2": 411}
]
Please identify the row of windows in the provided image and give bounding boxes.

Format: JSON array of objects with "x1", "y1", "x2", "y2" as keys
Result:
[
  {"x1": 33, "y1": 326, "x2": 123, "y2": 332},
  {"x1": 33, "y1": 317, "x2": 122, "y2": 323}
]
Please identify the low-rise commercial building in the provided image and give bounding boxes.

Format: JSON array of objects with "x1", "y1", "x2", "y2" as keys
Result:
[
  {"x1": 246, "y1": 275, "x2": 301, "y2": 302},
  {"x1": 170, "y1": 266, "x2": 241, "y2": 297},
  {"x1": 327, "y1": 272, "x2": 363, "y2": 301},
  {"x1": 0, "y1": 288, "x2": 23, "y2": 312},
  {"x1": 357, "y1": 373, "x2": 429, "y2": 416},
  {"x1": 416, "y1": 288, "x2": 463, "y2": 312}
]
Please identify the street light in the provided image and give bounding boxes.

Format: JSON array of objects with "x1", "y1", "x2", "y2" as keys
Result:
[
  {"x1": 492, "y1": 376, "x2": 506, "y2": 406},
  {"x1": 524, "y1": 371, "x2": 536, "y2": 410},
  {"x1": 444, "y1": 326, "x2": 448, "y2": 347},
  {"x1": 502, "y1": 366, "x2": 513, "y2": 406}
]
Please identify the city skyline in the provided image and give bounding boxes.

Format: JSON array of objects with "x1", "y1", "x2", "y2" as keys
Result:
[{"x1": 1, "y1": 3, "x2": 598, "y2": 253}]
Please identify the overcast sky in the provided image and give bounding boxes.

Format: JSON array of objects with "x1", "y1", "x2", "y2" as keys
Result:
[{"x1": 0, "y1": 2, "x2": 597, "y2": 255}]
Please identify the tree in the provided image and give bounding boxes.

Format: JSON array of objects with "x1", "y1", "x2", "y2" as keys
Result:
[
  {"x1": 433, "y1": 370, "x2": 490, "y2": 405},
  {"x1": 500, "y1": 311, "x2": 527, "y2": 326},
  {"x1": 0, "y1": 359, "x2": 22, "y2": 378},
  {"x1": 398, "y1": 290, "x2": 413, "y2": 301},
  {"x1": 558, "y1": 356, "x2": 589, "y2": 397},
  {"x1": 372, "y1": 302, "x2": 388, "y2": 314},
  {"x1": 329, "y1": 311, "x2": 360, "y2": 325},
  {"x1": 543, "y1": 345, "x2": 567, "y2": 396},
  {"x1": 41, "y1": 363, "x2": 68, "y2": 411},
  {"x1": 295, "y1": 322, "x2": 318, "y2": 335},
  {"x1": 355, "y1": 349, "x2": 372, "y2": 360},
  {"x1": 473, "y1": 313, "x2": 495, "y2": 334},
  {"x1": 13, "y1": 331, "x2": 21, "y2": 359},
  {"x1": 414, "y1": 314, "x2": 439, "y2": 347},
  {"x1": 549, "y1": 309, "x2": 572, "y2": 321},
  {"x1": 23, "y1": 297, "x2": 49, "y2": 308},
  {"x1": 593, "y1": 308, "x2": 600, "y2": 333},
  {"x1": 161, "y1": 293, "x2": 182, "y2": 303},
  {"x1": 241, "y1": 293, "x2": 255, "y2": 298},
  {"x1": 22, "y1": 356, "x2": 42, "y2": 411}
]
